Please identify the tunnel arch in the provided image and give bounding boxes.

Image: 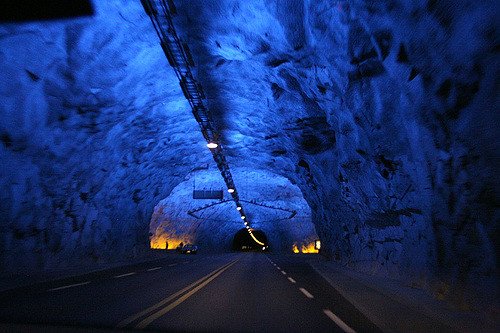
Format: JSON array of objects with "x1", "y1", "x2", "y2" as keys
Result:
[
  {"x1": 0, "y1": 0, "x2": 495, "y2": 313},
  {"x1": 232, "y1": 228, "x2": 269, "y2": 251},
  {"x1": 148, "y1": 166, "x2": 318, "y2": 253}
]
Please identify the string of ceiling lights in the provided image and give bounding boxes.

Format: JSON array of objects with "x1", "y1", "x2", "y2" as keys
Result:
[
  {"x1": 187, "y1": 199, "x2": 297, "y2": 220},
  {"x1": 141, "y1": 0, "x2": 264, "y2": 245}
]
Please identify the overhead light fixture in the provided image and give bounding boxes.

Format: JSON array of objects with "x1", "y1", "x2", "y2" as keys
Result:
[
  {"x1": 244, "y1": 222, "x2": 248, "y2": 225},
  {"x1": 236, "y1": 206, "x2": 242, "y2": 211},
  {"x1": 207, "y1": 142, "x2": 218, "y2": 149},
  {"x1": 227, "y1": 188, "x2": 235, "y2": 193},
  {"x1": 241, "y1": 216, "x2": 245, "y2": 219},
  {"x1": 246, "y1": 226, "x2": 249, "y2": 229}
]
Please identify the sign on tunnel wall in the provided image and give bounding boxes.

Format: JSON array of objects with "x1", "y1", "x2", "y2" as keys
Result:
[{"x1": 193, "y1": 190, "x2": 223, "y2": 200}]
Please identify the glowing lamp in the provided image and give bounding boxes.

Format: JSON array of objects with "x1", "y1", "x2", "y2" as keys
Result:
[
  {"x1": 314, "y1": 239, "x2": 321, "y2": 250},
  {"x1": 227, "y1": 188, "x2": 235, "y2": 193},
  {"x1": 249, "y1": 231, "x2": 265, "y2": 245},
  {"x1": 236, "y1": 206, "x2": 242, "y2": 211},
  {"x1": 240, "y1": 216, "x2": 245, "y2": 219},
  {"x1": 207, "y1": 142, "x2": 218, "y2": 149}
]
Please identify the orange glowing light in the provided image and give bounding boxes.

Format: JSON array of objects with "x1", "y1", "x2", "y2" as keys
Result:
[
  {"x1": 149, "y1": 231, "x2": 192, "y2": 250},
  {"x1": 292, "y1": 242, "x2": 319, "y2": 254},
  {"x1": 301, "y1": 242, "x2": 319, "y2": 253},
  {"x1": 150, "y1": 233, "x2": 168, "y2": 249},
  {"x1": 165, "y1": 238, "x2": 190, "y2": 249}
]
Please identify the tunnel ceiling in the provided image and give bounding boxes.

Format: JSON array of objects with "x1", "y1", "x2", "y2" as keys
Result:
[{"x1": 0, "y1": 0, "x2": 497, "y2": 302}]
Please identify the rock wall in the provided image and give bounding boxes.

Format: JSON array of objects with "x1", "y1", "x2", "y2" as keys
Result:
[
  {"x1": 0, "y1": 1, "x2": 209, "y2": 271},
  {"x1": 0, "y1": 0, "x2": 497, "y2": 308},
  {"x1": 173, "y1": 0, "x2": 498, "y2": 305}
]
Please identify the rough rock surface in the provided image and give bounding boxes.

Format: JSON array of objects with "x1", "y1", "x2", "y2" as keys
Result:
[{"x1": 0, "y1": 0, "x2": 497, "y2": 308}]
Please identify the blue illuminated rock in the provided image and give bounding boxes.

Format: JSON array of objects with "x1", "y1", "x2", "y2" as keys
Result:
[{"x1": 0, "y1": 0, "x2": 497, "y2": 308}]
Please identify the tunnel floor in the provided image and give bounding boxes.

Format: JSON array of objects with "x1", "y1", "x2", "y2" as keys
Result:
[{"x1": 0, "y1": 253, "x2": 468, "y2": 332}]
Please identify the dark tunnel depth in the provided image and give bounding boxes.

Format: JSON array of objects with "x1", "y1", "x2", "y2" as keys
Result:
[{"x1": 232, "y1": 228, "x2": 269, "y2": 252}]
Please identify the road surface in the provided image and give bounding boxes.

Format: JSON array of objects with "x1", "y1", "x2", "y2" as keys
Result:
[{"x1": 0, "y1": 253, "x2": 381, "y2": 332}]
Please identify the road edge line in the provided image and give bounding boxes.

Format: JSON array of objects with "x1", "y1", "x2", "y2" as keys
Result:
[{"x1": 310, "y1": 263, "x2": 390, "y2": 333}]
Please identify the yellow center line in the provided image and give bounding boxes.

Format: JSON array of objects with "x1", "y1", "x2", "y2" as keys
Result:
[
  {"x1": 116, "y1": 258, "x2": 239, "y2": 328},
  {"x1": 135, "y1": 259, "x2": 238, "y2": 329}
]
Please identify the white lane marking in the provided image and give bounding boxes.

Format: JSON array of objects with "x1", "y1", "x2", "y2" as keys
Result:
[
  {"x1": 323, "y1": 309, "x2": 356, "y2": 333},
  {"x1": 299, "y1": 287, "x2": 314, "y2": 299},
  {"x1": 276, "y1": 266, "x2": 281, "y2": 270},
  {"x1": 147, "y1": 267, "x2": 162, "y2": 271},
  {"x1": 281, "y1": 270, "x2": 287, "y2": 275},
  {"x1": 287, "y1": 277, "x2": 296, "y2": 283},
  {"x1": 168, "y1": 263, "x2": 178, "y2": 267},
  {"x1": 48, "y1": 281, "x2": 90, "y2": 291},
  {"x1": 114, "y1": 272, "x2": 136, "y2": 278},
  {"x1": 182, "y1": 261, "x2": 190, "y2": 264}
]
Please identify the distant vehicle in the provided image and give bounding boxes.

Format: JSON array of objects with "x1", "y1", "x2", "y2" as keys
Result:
[{"x1": 180, "y1": 244, "x2": 198, "y2": 254}]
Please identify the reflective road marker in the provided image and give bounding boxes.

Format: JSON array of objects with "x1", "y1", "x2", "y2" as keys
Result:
[
  {"x1": 323, "y1": 309, "x2": 356, "y2": 333},
  {"x1": 299, "y1": 287, "x2": 314, "y2": 299},
  {"x1": 147, "y1": 267, "x2": 162, "y2": 271},
  {"x1": 48, "y1": 281, "x2": 90, "y2": 292},
  {"x1": 114, "y1": 272, "x2": 136, "y2": 278}
]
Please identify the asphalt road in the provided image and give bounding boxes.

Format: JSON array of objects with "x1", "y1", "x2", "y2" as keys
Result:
[{"x1": 0, "y1": 253, "x2": 381, "y2": 332}]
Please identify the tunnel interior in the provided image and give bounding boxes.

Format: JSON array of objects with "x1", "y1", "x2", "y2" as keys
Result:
[
  {"x1": 232, "y1": 228, "x2": 269, "y2": 252},
  {"x1": 148, "y1": 167, "x2": 318, "y2": 253},
  {"x1": 0, "y1": 0, "x2": 497, "y2": 312}
]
